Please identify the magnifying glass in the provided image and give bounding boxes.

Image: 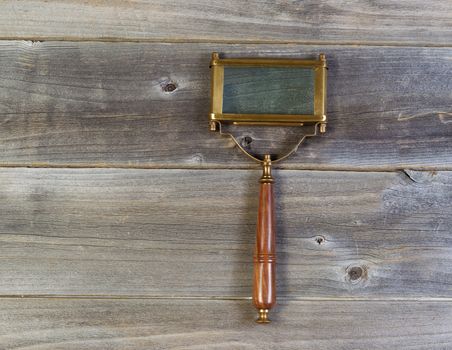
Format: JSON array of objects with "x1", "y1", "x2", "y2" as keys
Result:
[{"x1": 210, "y1": 52, "x2": 327, "y2": 323}]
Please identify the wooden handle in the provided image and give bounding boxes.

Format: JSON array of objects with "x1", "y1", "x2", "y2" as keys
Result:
[{"x1": 253, "y1": 155, "x2": 276, "y2": 323}]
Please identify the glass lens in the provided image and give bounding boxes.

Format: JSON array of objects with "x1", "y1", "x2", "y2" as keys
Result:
[{"x1": 222, "y1": 67, "x2": 314, "y2": 115}]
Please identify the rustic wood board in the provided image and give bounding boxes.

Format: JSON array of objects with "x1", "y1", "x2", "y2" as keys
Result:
[
  {"x1": 1, "y1": 168, "x2": 451, "y2": 297},
  {"x1": 0, "y1": 42, "x2": 451, "y2": 169},
  {"x1": 0, "y1": 1, "x2": 452, "y2": 45},
  {"x1": 1, "y1": 298, "x2": 452, "y2": 349}
]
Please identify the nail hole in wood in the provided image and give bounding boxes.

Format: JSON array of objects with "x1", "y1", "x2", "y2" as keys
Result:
[{"x1": 315, "y1": 235, "x2": 325, "y2": 245}]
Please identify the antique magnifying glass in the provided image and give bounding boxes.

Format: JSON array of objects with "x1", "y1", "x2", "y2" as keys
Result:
[{"x1": 209, "y1": 52, "x2": 327, "y2": 323}]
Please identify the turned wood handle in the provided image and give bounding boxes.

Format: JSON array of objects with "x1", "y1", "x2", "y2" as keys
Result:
[{"x1": 253, "y1": 155, "x2": 276, "y2": 323}]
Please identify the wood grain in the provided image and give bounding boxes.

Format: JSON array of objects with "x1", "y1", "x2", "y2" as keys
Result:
[
  {"x1": 1, "y1": 298, "x2": 452, "y2": 349},
  {"x1": 0, "y1": 1, "x2": 451, "y2": 45},
  {"x1": 1, "y1": 168, "x2": 452, "y2": 298},
  {"x1": 0, "y1": 41, "x2": 451, "y2": 169}
]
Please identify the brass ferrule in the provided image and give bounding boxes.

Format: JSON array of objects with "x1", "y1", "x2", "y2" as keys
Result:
[
  {"x1": 256, "y1": 309, "x2": 271, "y2": 323},
  {"x1": 260, "y1": 155, "x2": 273, "y2": 183}
]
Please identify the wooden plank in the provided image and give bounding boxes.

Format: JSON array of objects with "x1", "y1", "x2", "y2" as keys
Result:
[
  {"x1": 0, "y1": 42, "x2": 451, "y2": 169},
  {"x1": 1, "y1": 298, "x2": 452, "y2": 349},
  {"x1": 0, "y1": 1, "x2": 451, "y2": 45},
  {"x1": 1, "y1": 168, "x2": 452, "y2": 297}
]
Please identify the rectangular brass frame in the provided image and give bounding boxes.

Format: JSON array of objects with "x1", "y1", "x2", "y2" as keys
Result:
[{"x1": 210, "y1": 52, "x2": 327, "y2": 131}]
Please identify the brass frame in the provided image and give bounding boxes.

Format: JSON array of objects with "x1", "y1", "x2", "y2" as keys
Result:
[{"x1": 210, "y1": 52, "x2": 327, "y2": 131}]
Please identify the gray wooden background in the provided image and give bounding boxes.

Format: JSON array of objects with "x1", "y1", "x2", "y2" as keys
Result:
[{"x1": 0, "y1": 1, "x2": 451, "y2": 349}]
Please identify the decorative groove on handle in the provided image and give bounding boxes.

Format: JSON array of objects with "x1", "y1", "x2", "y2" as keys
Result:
[
  {"x1": 253, "y1": 155, "x2": 276, "y2": 323},
  {"x1": 254, "y1": 254, "x2": 276, "y2": 263}
]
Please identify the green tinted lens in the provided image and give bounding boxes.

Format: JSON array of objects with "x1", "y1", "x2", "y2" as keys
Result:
[{"x1": 222, "y1": 67, "x2": 315, "y2": 115}]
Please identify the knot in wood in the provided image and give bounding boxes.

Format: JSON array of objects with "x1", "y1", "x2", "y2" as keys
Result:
[
  {"x1": 163, "y1": 82, "x2": 177, "y2": 93},
  {"x1": 241, "y1": 136, "x2": 253, "y2": 148},
  {"x1": 346, "y1": 265, "x2": 368, "y2": 285},
  {"x1": 348, "y1": 266, "x2": 363, "y2": 280}
]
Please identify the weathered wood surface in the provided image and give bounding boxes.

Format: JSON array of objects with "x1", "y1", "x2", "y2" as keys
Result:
[
  {"x1": 1, "y1": 1, "x2": 450, "y2": 347},
  {"x1": 1, "y1": 298, "x2": 452, "y2": 349},
  {"x1": 1, "y1": 168, "x2": 451, "y2": 297},
  {"x1": 1, "y1": 42, "x2": 451, "y2": 169},
  {"x1": 0, "y1": 1, "x2": 451, "y2": 46}
]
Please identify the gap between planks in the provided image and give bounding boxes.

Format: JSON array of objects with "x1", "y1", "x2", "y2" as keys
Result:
[
  {"x1": 0, "y1": 163, "x2": 450, "y2": 172},
  {"x1": 1, "y1": 37, "x2": 452, "y2": 48},
  {"x1": 2, "y1": 295, "x2": 452, "y2": 302}
]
